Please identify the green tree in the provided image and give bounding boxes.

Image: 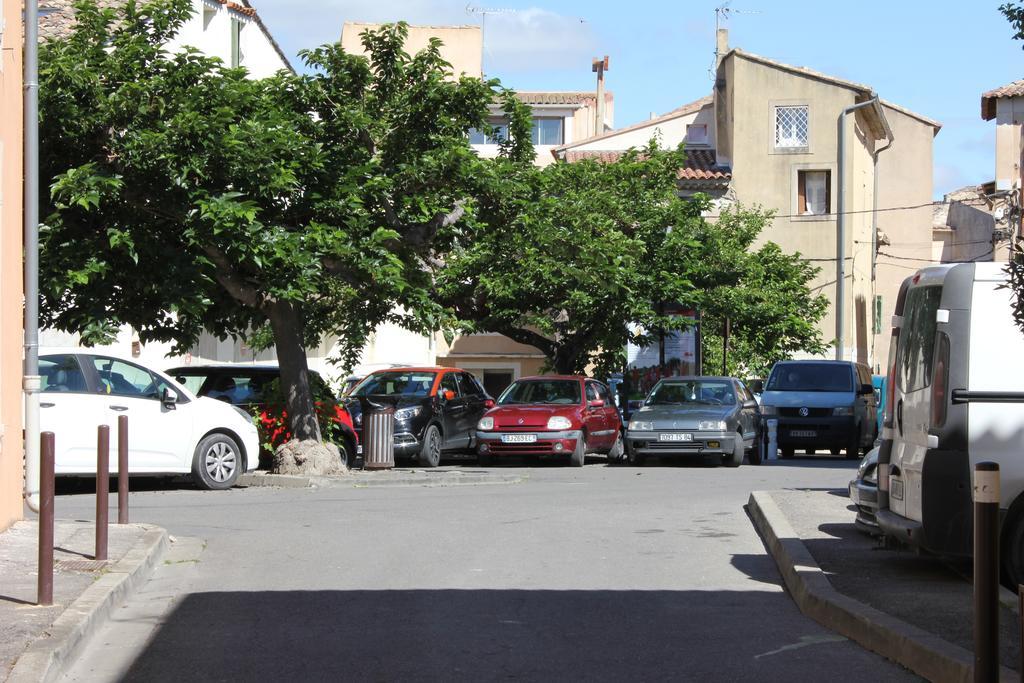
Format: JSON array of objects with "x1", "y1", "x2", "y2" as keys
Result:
[
  {"x1": 39, "y1": 2, "x2": 496, "y2": 457},
  {"x1": 1001, "y1": 2, "x2": 1024, "y2": 42}
]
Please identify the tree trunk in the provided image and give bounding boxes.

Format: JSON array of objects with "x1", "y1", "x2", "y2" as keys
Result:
[
  {"x1": 266, "y1": 300, "x2": 321, "y2": 442},
  {"x1": 551, "y1": 345, "x2": 580, "y2": 375}
]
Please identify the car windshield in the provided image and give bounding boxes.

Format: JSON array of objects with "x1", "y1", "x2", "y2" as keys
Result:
[
  {"x1": 647, "y1": 380, "x2": 735, "y2": 406},
  {"x1": 352, "y1": 371, "x2": 436, "y2": 398},
  {"x1": 766, "y1": 364, "x2": 854, "y2": 392},
  {"x1": 498, "y1": 379, "x2": 581, "y2": 405}
]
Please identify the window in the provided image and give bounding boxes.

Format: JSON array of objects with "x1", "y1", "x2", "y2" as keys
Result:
[
  {"x1": 775, "y1": 105, "x2": 808, "y2": 149},
  {"x1": 40, "y1": 356, "x2": 88, "y2": 393},
  {"x1": 896, "y1": 286, "x2": 942, "y2": 393},
  {"x1": 530, "y1": 118, "x2": 564, "y2": 145},
  {"x1": 585, "y1": 383, "x2": 601, "y2": 402},
  {"x1": 440, "y1": 372, "x2": 460, "y2": 397},
  {"x1": 469, "y1": 119, "x2": 509, "y2": 145},
  {"x1": 685, "y1": 124, "x2": 708, "y2": 145},
  {"x1": 456, "y1": 373, "x2": 481, "y2": 398},
  {"x1": 91, "y1": 357, "x2": 173, "y2": 400},
  {"x1": 798, "y1": 170, "x2": 831, "y2": 216}
]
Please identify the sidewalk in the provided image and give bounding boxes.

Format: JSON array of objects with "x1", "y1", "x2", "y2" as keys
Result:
[
  {"x1": 749, "y1": 488, "x2": 1019, "y2": 683},
  {"x1": 240, "y1": 466, "x2": 526, "y2": 489},
  {"x1": 1, "y1": 520, "x2": 167, "y2": 682}
]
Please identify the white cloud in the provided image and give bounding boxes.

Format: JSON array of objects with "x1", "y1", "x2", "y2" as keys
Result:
[{"x1": 481, "y1": 8, "x2": 597, "y2": 73}]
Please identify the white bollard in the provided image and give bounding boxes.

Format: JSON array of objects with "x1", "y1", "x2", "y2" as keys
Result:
[{"x1": 767, "y1": 419, "x2": 779, "y2": 461}]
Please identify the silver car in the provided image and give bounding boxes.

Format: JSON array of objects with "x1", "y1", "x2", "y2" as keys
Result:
[{"x1": 625, "y1": 377, "x2": 762, "y2": 467}]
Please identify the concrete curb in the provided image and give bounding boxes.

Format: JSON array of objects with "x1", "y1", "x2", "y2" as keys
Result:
[
  {"x1": 6, "y1": 525, "x2": 169, "y2": 683},
  {"x1": 240, "y1": 471, "x2": 525, "y2": 489},
  {"x1": 748, "y1": 491, "x2": 1017, "y2": 683}
]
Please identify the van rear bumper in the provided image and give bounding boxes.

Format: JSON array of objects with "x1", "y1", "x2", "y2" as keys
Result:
[{"x1": 773, "y1": 416, "x2": 857, "y2": 448}]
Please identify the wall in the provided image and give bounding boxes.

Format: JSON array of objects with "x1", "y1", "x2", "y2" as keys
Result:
[
  {"x1": 0, "y1": 0, "x2": 25, "y2": 530},
  {"x1": 340, "y1": 22, "x2": 482, "y2": 77},
  {"x1": 566, "y1": 103, "x2": 713, "y2": 152},
  {"x1": 994, "y1": 97, "x2": 1024, "y2": 192},
  {"x1": 722, "y1": 53, "x2": 878, "y2": 364}
]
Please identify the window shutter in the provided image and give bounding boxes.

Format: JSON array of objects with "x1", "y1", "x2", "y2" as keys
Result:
[
  {"x1": 798, "y1": 172, "x2": 807, "y2": 214},
  {"x1": 825, "y1": 170, "x2": 832, "y2": 214}
]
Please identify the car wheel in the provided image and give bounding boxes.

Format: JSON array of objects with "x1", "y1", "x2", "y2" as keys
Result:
[
  {"x1": 1002, "y1": 509, "x2": 1024, "y2": 588},
  {"x1": 338, "y1": 437, "x2": 356, "y2": 469},
  {"x1": 478, "y1": 450, "x2": 493, "y2": 467},
  {"x1": 846, "y1": 431, "x2": 861, "y2": 459},
  {"x1": 606, "y1": 431, "x2": 624, "y2": 464},
  {"x1": 626, "y1": 443, "x2": 646, "y2": 466},
  {"x1": 747, "y1": 432, "x2": 763, "y2": 466},
  {"x1": 192, "y1": 433, "x2": 242, "y2": 490},
  {"x1": 725, "y1": 434, "x2": 743, "y2": 468},
  {"x1": 419, "y1": 425, "x2": 442, "y2": 468},
  {"x1": 570, "y1": 433, "x2": 587, "y2": 467}
]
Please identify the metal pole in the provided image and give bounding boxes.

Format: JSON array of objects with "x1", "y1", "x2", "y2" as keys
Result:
[
  {"x1": 95, "y1": 425, "x2": 109, "y2": 562},
  {"x1": 117, "y1": 416, "x2": 128, "y2": 524},
  {"x1": 973, "y1": 461, "x2": 1000, "y2": 683},
  {"x1": 37, "y1": 431, "x2": 54, "y2": 606},
  {"x1": 23, "y1": 0, "x2": 42, "y2": 513},
  {"x1": 836, "y1": 97, "x2": 878, "y2": 361}
]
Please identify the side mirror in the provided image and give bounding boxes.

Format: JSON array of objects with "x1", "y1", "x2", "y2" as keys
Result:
[
  {"x1": 162, "y1": 387, "x2": 178, "y2": 409},
  {"x1": 443, "y1": 389, "x2": 456, "y2": 401},
  {"x1": 859, "y1": 384, "x2": 874, "y2": 395},
  {"x1": 588, "y1": 399, "x2": 605, "y2": 408}
]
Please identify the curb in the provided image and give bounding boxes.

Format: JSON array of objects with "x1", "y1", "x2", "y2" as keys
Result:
[
  {"x1": 6, "y1": 525, "x2": 169, "y2": 683},
  {"x1": 748, "y1": 491, "x2": 1017, "y2": 683},
  {"x1": 240, "y1": 471, "x2": 525, "y2": 489}
]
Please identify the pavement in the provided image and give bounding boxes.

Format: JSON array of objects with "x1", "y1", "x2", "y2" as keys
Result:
[
  {"x1": 750, "y1": 487, "x2": 1020, "y2": 682},
  {"x1": 240, "y1": 465, "x2": 526, "y2": 488},
  {"x1": 0, "y1": 519, "x2": 167, "y2": 683}
]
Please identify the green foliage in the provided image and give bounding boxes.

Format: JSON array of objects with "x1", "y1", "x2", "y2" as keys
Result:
[
  {"x1": 39, "y1": 2, "x2": 496, "y2": 441},
  {"x1": 1001, "y1": 2, "x2": 1024, "y2": 43}
]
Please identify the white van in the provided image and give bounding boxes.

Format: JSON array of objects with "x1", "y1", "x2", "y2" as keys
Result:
[{"x1": 876, "y1": 262, "x2": 1024, "y2": 586}]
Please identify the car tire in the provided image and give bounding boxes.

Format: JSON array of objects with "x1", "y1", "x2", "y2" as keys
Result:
[
  {"x1": 725, "y1": 435, "x2": 743, "y2": 468},
  {"x1": 780, "y1": 447, "x2": 795, "y2": 459},
  {"x1": 570, "y1": 433, "x2": 587, "y2": 467},
  {"x1": 626, "y1": 444, "x2": 646, "y2": 467},
  {"x1": 419, "y1": 425, "x2": 442, "y2": 468},
  {"x1": 191, "y1": 433, "x2": 242, "y2": 490},
  {"x1": 747, "y1": 432, "x2": 763, "y2": 466},
  {"x1": 846, "y1": 430, "x2": 861, "y2": 459},
  {"x1": 478, "y1": 450, "x2": 493, "y2": 467},
  {"x1": 1002, "y1": 509, "x2": 1024, "y2": 588},
  {"x1": 606, "y1": 431, "x2": 624, "y2": 464},
  {"x1": 339, "y1": 437, "x2": 356, "y2": 469}
]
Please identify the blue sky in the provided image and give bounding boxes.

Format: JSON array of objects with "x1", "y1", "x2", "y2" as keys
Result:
[{"x1": 257, "y1": 0, "x2": 1024, "y2": 199}]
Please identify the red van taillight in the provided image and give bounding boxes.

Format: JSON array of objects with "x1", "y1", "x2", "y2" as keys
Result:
[{"x1": 931, "y1": 333, "x2": 950, "y2": 428}]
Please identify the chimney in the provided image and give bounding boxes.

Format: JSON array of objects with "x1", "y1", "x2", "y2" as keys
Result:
[
  {"x1": 592, "y1": 55, "x2": 610, "y2": 136},
  {"x1": 716, "y1": 28, "x2": 729, "y2": 67}
]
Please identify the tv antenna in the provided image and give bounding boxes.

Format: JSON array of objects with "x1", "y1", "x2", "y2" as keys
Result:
[
  {"x1": 466, "y1": 5, "x2": 518, "y2": 75},
  {"x1": 709, "y1": 1, "x2": 761, "y2": 79}
]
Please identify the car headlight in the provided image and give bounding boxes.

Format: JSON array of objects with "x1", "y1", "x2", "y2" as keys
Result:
[
  {"x1": 394, "y1": 406, "x2": 422, "y2": 421},
  {"x1": 698, "y1": 420, "x2": 727, "y2": 431},
  {"x1": 628, "y1": 420, "x2": 654, "y2": 431},
  {"x1": 478, "y1": 416, "x2": 494, "y2": 430},
  {"x1": 760, "y1": 405, "x2": 777, "y2": 416},
  {"x1": 547, "y1": 416, "x2": 572, "y2": 430},
  {"x1": 833, "y1": 406, "x2": 854, "y2": 416}
]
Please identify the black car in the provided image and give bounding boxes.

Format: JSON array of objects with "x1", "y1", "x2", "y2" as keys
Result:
[
  {"x1": 345, "y1": 366, "x2": 492, "y2": 467},
  {"x1": 849, "y1": 446, "x2": 881, "y2": 536},
  {"x1": 165, "y1": 364, "x2": 358, "y2": 467}
]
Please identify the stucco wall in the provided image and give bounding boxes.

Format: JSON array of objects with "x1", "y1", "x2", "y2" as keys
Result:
[
  {"x1": 341, "y1": 23, "x2": 482, "y2": 77},
  {"x1": 567, "y1": 103, "x2": 713, "y2": 153},
  {"x1": 0, "y1": 0, "x2": 25, "y2": 530},
  {"x1": 994, "y1": 97, "x2": 1024, "y2": 192},
  {"x1": 722, "y1": 54, "x2": 877, "y2": 364}
]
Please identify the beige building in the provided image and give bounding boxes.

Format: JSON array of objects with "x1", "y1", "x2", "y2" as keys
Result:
[
  {"x1": 1, "y1": 0, "x2": 25, "y2": 530},
  {"x1": 979, "y1": 80, "x2": 1024, "y2": 251},
  {"x1": 555, "y1": 33, "x2": 940, "y2": 372},
  {"x1": 341, "y1": 22, "x2": 482, "y2": 78},
  {"x1": 932, "y1": 185, "x2": 1003, "y2": 263}
]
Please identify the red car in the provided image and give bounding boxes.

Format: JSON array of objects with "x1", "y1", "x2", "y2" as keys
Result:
[{"x1": 475, "y1": 375, "x2": 623, "y2": 467}]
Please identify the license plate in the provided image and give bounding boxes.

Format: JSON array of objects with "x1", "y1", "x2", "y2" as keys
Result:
[
  {"x1": 890, "y1": 478, "x2": 904, "y2": 501},
  {"x1": 790, "y1": 430, "x2": 817, "y2": 438},
  {"x1": 659, "y1": 432, "x2": 693, "y2": 442},
  {"x1": 357, "y1": 445, "x2": 363, "y2": 455},
  {"x1": 501, "y1": 433, "x2": 537, "y2": 443}
]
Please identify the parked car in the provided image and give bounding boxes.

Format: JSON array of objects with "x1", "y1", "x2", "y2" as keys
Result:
[
  {"x1": 40, "y1": 352, "x2": 259, "y2": 489},
  {"x1": 759, "y1": 360, "x2": 877, "y2": 459},
  {"x1": 849, "y1": 447, "x2": 880, "y2": 536},
  {"x1": 475, "y1": 375, "x2": 622, "y2": 467},
  {"x1": 876, "y1": 262, "x2": 1024, "y2": 587},
  {"x1": 345, "y1": 367, "x2": 492, "y2": 467},
  {"x1": 165, "y1": 363, "x2": 358, "y2": 467},
  {"x1": 625, "y1": 376, "x2": 761, "y2": 467}
]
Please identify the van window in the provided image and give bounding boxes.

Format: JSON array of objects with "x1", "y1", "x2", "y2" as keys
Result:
[
  {"x1": 766, "y1": 363, "x2": 853, "y2": 392},
  {"x1": 897, "y1": 285, "x2": 942, "y2": 392}
]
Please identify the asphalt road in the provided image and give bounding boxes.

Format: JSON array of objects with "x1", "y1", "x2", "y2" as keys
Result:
[{"x1": 55, "y1": 456, "x2": 918, "y2": 681}]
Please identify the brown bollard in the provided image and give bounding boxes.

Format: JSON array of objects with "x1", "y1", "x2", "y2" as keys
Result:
[
  {"x1": 117, "y1": 415, "x2": 129, "y2": 524},
  {"x1": 973, "y1": 461, "x2": 1000, "y2": 683},
  {"x1": 95, "y1": 425, "x2": 109, "y2": 562},
  {"x1": 38, "y1": 432, "x2": 55, "y2": 606}
]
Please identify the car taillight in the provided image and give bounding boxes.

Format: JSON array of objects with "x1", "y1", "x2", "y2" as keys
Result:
[
  {"x1": 931, "y1": 332, "x2": 950, "y2": 429},
  {"x1": 884, "y1": 329, "x2": 898, "y2": 425}
]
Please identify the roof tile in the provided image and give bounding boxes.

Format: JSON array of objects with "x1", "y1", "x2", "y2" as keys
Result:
[{"x1": 981, "y1": 79, "x2": 1024, "y2": 120}]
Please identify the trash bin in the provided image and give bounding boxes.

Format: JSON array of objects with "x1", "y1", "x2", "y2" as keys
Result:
[{"x1": 361, "y1": 402, "x2": 395, "y2": 470}]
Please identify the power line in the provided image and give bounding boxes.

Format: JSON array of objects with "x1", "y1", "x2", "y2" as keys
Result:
[
  {"x1": 876, "y1": 249, "x2": 995, "y2": 264},
  {"x1": 768, "y1": 198, "x2": 990, "y2": 221}
]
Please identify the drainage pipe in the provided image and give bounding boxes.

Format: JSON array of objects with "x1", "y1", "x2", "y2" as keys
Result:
[{"x1": 23, "y1": 0, "x2": 41, "y2": 512}]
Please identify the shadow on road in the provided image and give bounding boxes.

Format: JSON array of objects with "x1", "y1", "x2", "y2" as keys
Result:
[{"x1": 119, "y1": 589, "x2": 913, "y2": 681}]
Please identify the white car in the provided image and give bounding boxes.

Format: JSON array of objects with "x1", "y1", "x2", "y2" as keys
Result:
[{"x1": 40, "y1": 352, "x2": 259, "y2": 489}]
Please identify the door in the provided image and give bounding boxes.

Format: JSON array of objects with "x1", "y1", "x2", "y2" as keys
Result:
[
  {"x1": 39, "y1": 354, "x2": 104, "y2": 473},
  {"x1": 87, "y1": 356, "x2": 194, "y2": 472},
  {"x1": 735, "y1": 381, "x2": 758, "y2": 444},
  {"x1": 595, "y1": 382, "x2": 621, "y2": 446},
  {"x1": 584, "y1": 381, "x2": 613, "y2": 448},
  {"x1": 438, "y1": 371, "x2": 467, "y2": 449},
  {"x1": 456, "y1": 373, "x2": 488, "y2": 445}
]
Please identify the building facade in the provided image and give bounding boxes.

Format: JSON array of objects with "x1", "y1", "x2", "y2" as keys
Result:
[{"x1": 0, "y1": 0, "x2": 25, "y2": 530}]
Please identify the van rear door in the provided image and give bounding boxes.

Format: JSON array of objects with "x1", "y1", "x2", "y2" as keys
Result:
[{"x1": 888, "y1": 282, "x2": 943, "y2": 521}]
